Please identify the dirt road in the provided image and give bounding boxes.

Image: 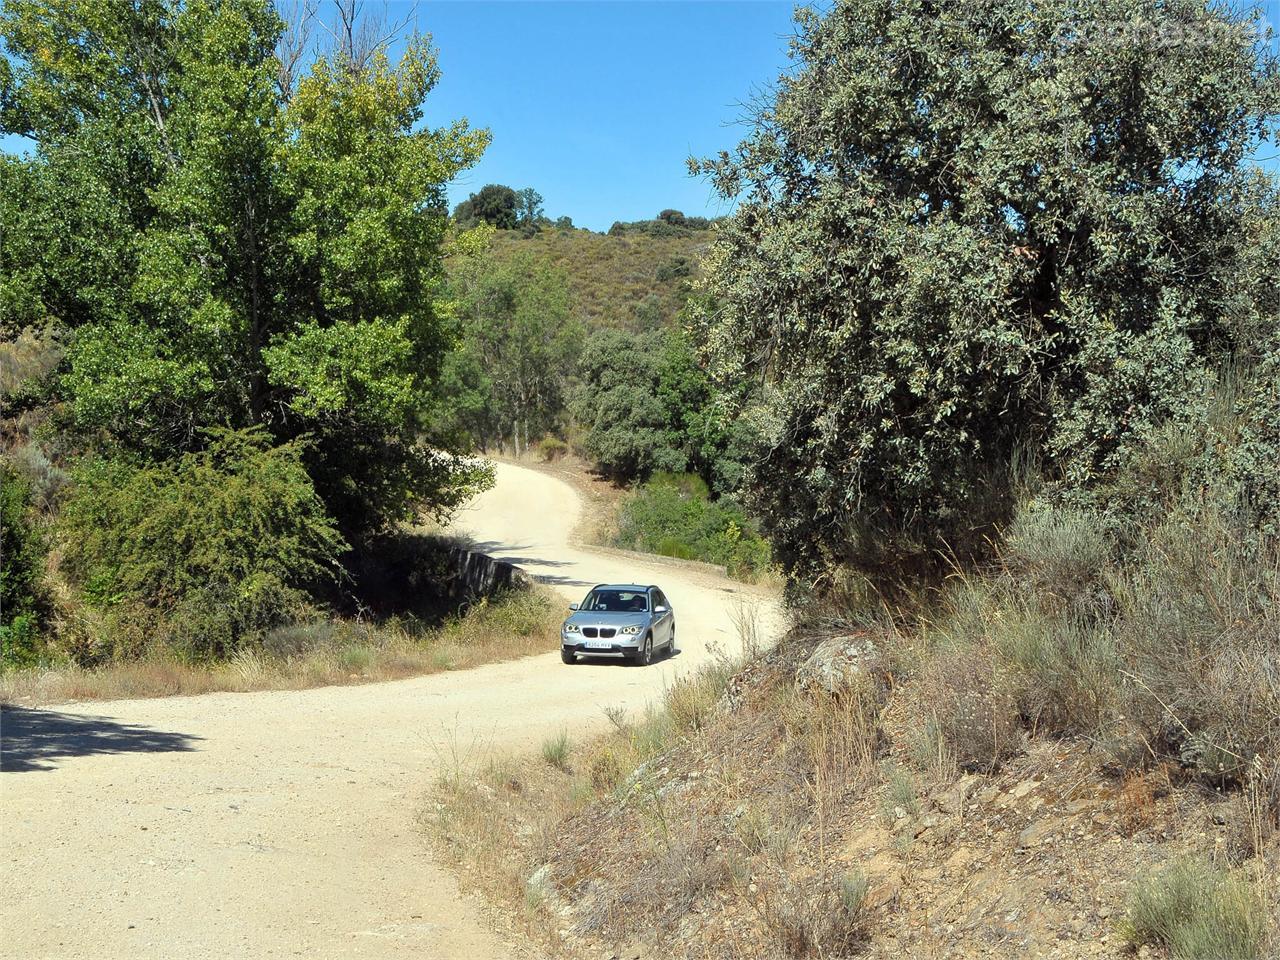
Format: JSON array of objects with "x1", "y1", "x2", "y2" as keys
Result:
[{"x1": 1, "y1": 461, "x2": 782, "y2": 959}]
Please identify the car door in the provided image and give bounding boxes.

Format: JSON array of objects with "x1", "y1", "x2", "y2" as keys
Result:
[{"x1": 651, "y1": 589, "x2": 673, "y2": 645}]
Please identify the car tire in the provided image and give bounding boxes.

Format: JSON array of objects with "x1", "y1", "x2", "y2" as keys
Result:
[
  {"x1": 561, "y1": 649, "x2": 576, "y2": 664},
  {"x1": 667, "y1": 624, "x2": 676, "y2": 654},
  {"x1": 633, "y1": 633, "x2": 653, "y2": 667}
]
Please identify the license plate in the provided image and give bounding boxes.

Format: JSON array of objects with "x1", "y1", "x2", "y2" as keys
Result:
[{"x1": 584, "y1": 639, "x2": 613, "y2": 649}]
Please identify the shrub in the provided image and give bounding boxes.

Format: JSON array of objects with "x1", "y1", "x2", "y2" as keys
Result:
[
  {"x1": 535, "y1": 436, "x2": 568, "y2": 462},
  {"x1": 59, "y1": 428, "x2": 347, "y2": 659},
  {"x1": 477, "y1": 221, "x2": 706, "y2": 334},
  {"x1": 761, "y1": 868, "x2": 871, "y2": 957},
  {"x1": 570, "y1": 327, "x2": 749, "y2": 492},
  {"x1": 919, "y1": 646, "x2": 1021, "y2": 773},
  {"x1": 994, "y1": 610, "x2": 1121, "y2": 737},
  {"x1": 444, "y1": 588, "x2": 558, "y2": 642},
  {"x1": 664, "y1": 655, "x2": 736, "y2": 733},
  {"x1": 655, "y1": 256, "x2": 691, "y2": 282},
  {"x1": 1122, "y1": 858, "x2": 1267, "y2": 960},
  {"x1": 1004, "y1": 501, "x2": 1115, "y2": 616},
  {"x1": 614, "y1": 473, "x2": 771, "y2": 579},
  {"x1": 1, "y1": 463, "x2": 46, "y2": 666},
  {"x1": 1111, "y1": 506, "x2": 1280, "y2": 785},
  {"x1": 880, "y1": 764, "x2": 920, "y2": 820},
  {"x1": 869, "y1": 467, "x2": 1279, "y2": 780}
]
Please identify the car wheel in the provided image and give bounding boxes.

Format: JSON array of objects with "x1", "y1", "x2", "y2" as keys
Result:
[
  {"x1": 667, "y1": 623, "x2": 676, "y2": 654},
  {"x1": 561, "y1": 649, "x2": 576, "y2": 664},
  {"x1": 633, "y1": 633, "x2": 653, "y2": 666}
]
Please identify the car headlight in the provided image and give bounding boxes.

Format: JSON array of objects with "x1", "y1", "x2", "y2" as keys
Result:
[
  {"x1": 620, "y1": 625, "x2": 641, "y2": 635},
  {"x1": 563, "y1": 622, "x2": 579, "y2": 634}
]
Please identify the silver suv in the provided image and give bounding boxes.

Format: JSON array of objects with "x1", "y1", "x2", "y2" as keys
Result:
[{"x1": 560, "y1": 584, "x2": 675, "y2": 666}]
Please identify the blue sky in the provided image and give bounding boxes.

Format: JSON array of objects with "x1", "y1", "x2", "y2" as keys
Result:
[
  {"x1": 415, "y1": 1, "x2": 798, "y2": 230},
  {"x1": 4, "y1": 1, "x2": 1277, "y2": 230}
]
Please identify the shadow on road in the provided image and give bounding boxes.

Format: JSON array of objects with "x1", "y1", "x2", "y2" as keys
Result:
[
  {"x1": 523, "y1": 571, "x2": 596, "y2": 590},
  {"x1": 575, "y1": 647, "x2": 683, "y2": 668},
  {"x1": 0, "y1": 705, "x2": 202, "y2": 773},
  {"x1": 464, "y1": 539, "x2": 594, "y2": 589}
]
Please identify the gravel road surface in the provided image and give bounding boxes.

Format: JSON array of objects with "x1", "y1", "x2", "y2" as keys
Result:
[{"x1": 1, "y1": 461, "x2": 782, "y2": 959}]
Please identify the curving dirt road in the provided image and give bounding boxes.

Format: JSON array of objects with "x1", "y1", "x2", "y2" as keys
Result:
[{"x1": 1, "y1": 461, "x2": 782, "y2": 959}]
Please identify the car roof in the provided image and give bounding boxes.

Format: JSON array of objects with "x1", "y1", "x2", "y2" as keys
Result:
[{"x1": 592, "y1": 583, "x2": 656, "y2": 592}]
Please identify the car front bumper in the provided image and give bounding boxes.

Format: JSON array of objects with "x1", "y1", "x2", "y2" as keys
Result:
[{"x1": 562, "y1": 636, "x2": 641, "y2": 658}]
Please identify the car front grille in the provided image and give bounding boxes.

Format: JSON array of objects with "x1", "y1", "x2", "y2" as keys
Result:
[{"x1": 581, "y1": 627, "x2": 617, "y2": 639}]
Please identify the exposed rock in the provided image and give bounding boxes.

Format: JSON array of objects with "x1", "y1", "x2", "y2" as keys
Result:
[
  {"x1": 1017, "y1": 818, "x2": 1062, "y2": 848},
  {"x1": 794, "y1": 634, "x2": 880, "y2": 695},
  {"x1": 945, "y1": 846, "x2": 975, "y2": 874},
  {"x1": 1008, "y1": 778, "x2": 1040, "y2": 802},
  {"x1": 843, "y1": 824, "x2": 892, "y2": 859},
  {"x1": 936, "y1": 774, "x2": 982, "y2": 815},
  {"x1": 862, "y1": 851, "x2": 903, "y2": 910}
]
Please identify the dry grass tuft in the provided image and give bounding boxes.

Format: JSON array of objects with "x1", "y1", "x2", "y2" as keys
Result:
[
  {"x1": 541, "y1": 729, "x2": 571, "y2": 771},
  {"x1": 918, "y1": 646, "x2": 1021, "y2": 773},
  {"x1": 0, "y1": 587, "x2": 563, "y2": 705},
  {"x1": 759, "y1": 868, "x2": 871, "y2": 959}
]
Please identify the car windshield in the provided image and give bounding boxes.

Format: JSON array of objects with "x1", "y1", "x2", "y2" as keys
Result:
[{"x1": 582, "y1": 589, "x2": 648, "y2": 613}]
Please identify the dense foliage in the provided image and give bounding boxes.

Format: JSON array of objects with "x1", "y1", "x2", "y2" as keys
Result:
[
  {"x1": 0, "y1": 0, "x2": 495, "y2": 657},
  {"x1": 446, "y1": 250, "x2": 583, "y2": 454},
  {"x1": 571, "y1": 327, "x2": 749, "y2": 493},
  {"x1": 693, "y1": 0, "x2": 1279, "y2": 581},
  {"x1": 454, "y1": 183, "x2": 546, "y2": 234},
  {"x1": 60, "y1": 428, "x2": 346, "y2": 660},
  {"x1": 608, "y1": 213, "x2": 712, "y2": 237},
  {"x1": 615, "y1": 473, "x2": 771, "y2": 580},
  {"x1": 685, "y1": 0, "x2": 1280, "y2": 808},
  {"x1": 0, "y1": 464, "x2": 45, "y2": 665},
  {"x1": 454, "y1": 184, "x2": 519, "y2": 230},
  {"x1": 1, "y1": 0, "x2": 491, "y2": 546}
]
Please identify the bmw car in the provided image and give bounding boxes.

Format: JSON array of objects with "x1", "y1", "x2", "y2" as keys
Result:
[{"x1": 560, "y1": 584, "x2": 675, "y2": 666}]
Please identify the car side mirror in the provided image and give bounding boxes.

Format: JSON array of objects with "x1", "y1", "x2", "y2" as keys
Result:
[
  {"x1": 654, "y1": 605, "x2": 668, "y2": 613},
  {"x1": 568, "y1": 602, "x2": 579, "y2": 611}
]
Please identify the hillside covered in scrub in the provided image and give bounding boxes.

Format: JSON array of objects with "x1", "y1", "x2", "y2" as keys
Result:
[
  {"x1": 435, "y1": 0, "x2": 1280, "y2": 958},
  {"x1": 485, "y1": 219, "x2": 712, "y2": 332}
]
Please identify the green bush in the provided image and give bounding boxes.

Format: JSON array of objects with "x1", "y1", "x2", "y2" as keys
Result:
[
  {"x1": 59, "y1": 428, "x2": 347, "y2": 659},
  {"x1": 614, "y1": 473, "x2": 770, "y2": 579},
  {"x1": 1122, "y1": 858, "x2": 1267, "y2": 960},
  {"x1": 1, "y1": 463, "x2": 46, "y2": 667},
  {"x1": 536, "y1": 436, "x2": 568, "y2": 462}
]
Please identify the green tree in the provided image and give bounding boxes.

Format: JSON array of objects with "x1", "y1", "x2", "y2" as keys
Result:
[
  {"x1": 572, "y1": 329, "x2": 676, "y2": 480},
  {"x1": 454, "y1": 183, "x2": 518, "y2": 230},
  {"x1": 692, "y1": 0, "x2": 1279, "y2": 581},
  {"x1": 516, "y1": 187, "x2": 544, "y2": 228},
  {"x1": 450, "y1": 251, "x2": 583, "y2": 454},
  {"x1": 571, "y1": 327, "x2": 748, "y2": 491},
  {"x1": 1, "y1": 0, "x2": 492, "y2": 544}
]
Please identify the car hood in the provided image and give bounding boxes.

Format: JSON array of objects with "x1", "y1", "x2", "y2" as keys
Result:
[{"x1": 565, "y1": 611, "x2": 650, "y2": 627}]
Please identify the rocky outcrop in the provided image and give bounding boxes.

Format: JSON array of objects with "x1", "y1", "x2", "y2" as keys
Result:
[{"x1": 794, "y1": 634, "x2": 882, "y2": 695}]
